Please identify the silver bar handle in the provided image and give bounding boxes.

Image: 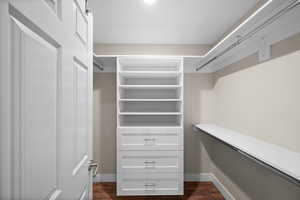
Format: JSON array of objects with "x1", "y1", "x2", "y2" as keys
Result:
[
  {"x1": 144, "y1": 138, "x2": 156, "y2": 141},
  {"x1": 144, "y1": 161, "x2": 156, "y2": 164},
  {"x1": 144, "y1": 183, "x2": 156, "y2": 187}
]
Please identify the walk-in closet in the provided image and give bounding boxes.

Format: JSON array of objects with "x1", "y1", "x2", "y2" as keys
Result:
[{"x1": 1, "y1": 0, "x2": 300, "y2": 200}]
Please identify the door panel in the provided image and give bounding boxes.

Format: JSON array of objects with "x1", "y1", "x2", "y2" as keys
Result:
[
  {"x1": 11, "y1": 11, "x2": 61, "y2": 200},
  {"x1": 74, "y1": 1, "x2": 88, "y2": 47},
  {"x1": 22, "y1": 26, "x2": 59, "y2": 200},
  {"x1": 44, "y1": 0, "x2": 61, "y2": 17},
  {"x1": 73, "y1": 58, "x2": 89, "y2": 176}
]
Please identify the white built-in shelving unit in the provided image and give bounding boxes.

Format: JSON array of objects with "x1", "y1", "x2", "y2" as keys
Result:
[{"x1": 117, "y1": 57, "x2": 184, "y2": 196}]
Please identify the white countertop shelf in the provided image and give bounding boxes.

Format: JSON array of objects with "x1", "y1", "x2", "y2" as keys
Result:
[
  {"x1": 119, "y1": 85, "x2": 181, "y2": 89},
  {"x1": 119, "y1": 123, "x2": 182, "y2": 127},
  {"x1": 194, "y1": 124, "x2": 300, "y2": 184},
  {"x1": 119, "y1": 71, "x2": 180, "y2": 77},
  {"x1": 119, "y1": 112, "x2": 182, "y2": 115},
  {"x1": 119, "y1": 99, "x2": 181, "y2": 102}
]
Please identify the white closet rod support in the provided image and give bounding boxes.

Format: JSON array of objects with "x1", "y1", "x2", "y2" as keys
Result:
[{"x1": 196, "y1": 0, "x2": 300, "y2": 71}]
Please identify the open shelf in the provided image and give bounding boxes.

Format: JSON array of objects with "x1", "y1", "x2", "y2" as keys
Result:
[
  {"x1": 119, "y1": 99, "x2": 181, "y2": 102},
  {"x1": 120, "y1": 115, "x2": 182, "y2": 127},
  {"x1": 117, "y1": 57, "x2": 183, "y2": 127},
  {"x1": 119, "y1": 85, "x2": 180, "y2": 89},
  {"x1": 119, "y1": 71, "x2": 180, "y2": 77},
  {"x1": 118, "y1": 57, "x2": 182, "y2": 72},
  {"x1": 120, "y1": 88, "x2": 181, "y2": 99},
  {"x1": 120, "y1": 123, "x2": 182, "y2": 127},
  {"x1": 119, "y1": 112, "x2": 182, "y2": 115},
  {"x1": 120, "y1": 76, "x2": 180, "y2": 86},
  {"x1": 120, "y1": 66, "x2": 180, "y2": 72},
  {"x1": 120, "y1": 101, "x2": 181, "y2": 113},
  {"x1": 119, "y1": 61, "x2": 181, "y2": 72}
]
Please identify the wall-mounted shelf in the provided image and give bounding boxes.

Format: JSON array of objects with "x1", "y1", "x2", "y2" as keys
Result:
[
  {"x1": 193, "y1": 124, "x2": 300, "y2": 186},
  {"x1": 119, "y1": 71, "x2": 180, "y2": 76},
  {"x1": 119, "y1": 112, "x2": 182, "y2": 115},
  {"x1": 119, "y1": 85, "x2": 181, "y2": 89},
  {"x1": 119, "y1": 99, "x2": 181, "y2": 102}
]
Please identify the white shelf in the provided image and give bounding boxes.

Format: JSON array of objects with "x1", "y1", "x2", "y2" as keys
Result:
[
  {"x1": 119, "y1": 85, "x2": 181, "y2": 89},
  {"x1": 119, "y1": 123, "x2": 181, "y2": 127},
  {"x1": 119, "y1": 99, "x2": 181, "y2": 102},
  {"x1": 194, "y1": 124, "x2": 300, "y2": 183},
  {"x1": 119, "y1": 71, "x2": 180, "y2": 77},
  {"x1": 119, "y1": 112, "x2": 182, "y2": 115},
  {"x1": 117, "y1": 126, "x2": 182, "y2": 129}
]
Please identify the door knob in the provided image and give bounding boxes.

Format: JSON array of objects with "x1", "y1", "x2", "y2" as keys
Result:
[{"x1": 88, "y1": 160, "x2": 99, "y2": 177}]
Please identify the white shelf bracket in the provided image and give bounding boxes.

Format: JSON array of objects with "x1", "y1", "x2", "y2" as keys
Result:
[{"x1": 257, "y1": 37, "x2": 271, "y2": 62}]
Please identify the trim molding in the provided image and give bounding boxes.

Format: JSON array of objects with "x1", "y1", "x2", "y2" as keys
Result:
[
  {"x1": 207, "y1": 173, "x2": 236, "y2": 200},
  {"x1": 184, "y1": 173, "x2": 236, "y2": 200},
  {"x1": 93, "y1": 173, "x2": 116, "y2": 182},
  {"x1": 93, "y1": 173, "x2": 235, "y2": 200}
]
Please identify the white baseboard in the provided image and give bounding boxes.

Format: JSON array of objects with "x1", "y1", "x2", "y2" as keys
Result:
[
  {"x1": 93, "y1": 173, "x2": 116, "y2": 182},
  {"x1": 93, "y1": 173, "x2": 235, "y2": 200},
  {"x1": 184, "y1": 173, "x2": 235, "y2": 200},
  {"x1": 210, "y1": 174, "x2": 235, "y2": 200},
  {"x1": 184, "y1": 173, "x2": 212, "y2": 181}
]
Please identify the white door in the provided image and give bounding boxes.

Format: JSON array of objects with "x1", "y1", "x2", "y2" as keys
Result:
[{"x1": 0, "y1": 0, "x2": 94, "y2": 200}]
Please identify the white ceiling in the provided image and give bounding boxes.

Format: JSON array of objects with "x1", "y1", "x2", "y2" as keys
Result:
[{"x1": 89, "y1": 0, "x2": 259, "y2": 44}]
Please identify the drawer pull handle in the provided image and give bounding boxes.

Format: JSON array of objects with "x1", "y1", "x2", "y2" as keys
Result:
[
  {"x1": 144, "y1": 138, "x2": 156, "y2": 146},
  {"x1": 144, "y1": 183, "x2": 156, "y2": 187},
  {"x1": 144, "y1": 138, "x2": 156, "y2": 141},
  {"x1": 144, "y1": 161, "x2": 156, "y2": 164},
  {"x1": 144, "y1": 160, "x2": 156, "y2": 168}
]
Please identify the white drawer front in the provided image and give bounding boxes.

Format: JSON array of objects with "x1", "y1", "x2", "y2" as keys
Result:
[
  {"x1": 118, "y1": 151, "x2": 183, "y2": 173},
  {"x1": 117, "y1": 173, "x2": 183, "y2": 196},
  {"x1": 118, "y1": 127, "x2": 183, "y2": 150}
]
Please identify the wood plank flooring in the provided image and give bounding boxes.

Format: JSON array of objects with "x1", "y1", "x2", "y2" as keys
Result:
[{"x1": 93, "y1": 182, "x2": 225, "y2": 200}]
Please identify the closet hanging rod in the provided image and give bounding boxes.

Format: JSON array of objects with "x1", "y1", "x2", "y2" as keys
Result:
[
  {"x1": 196, "y1": 0, "x2": 300, "y2": 71},
  {"x1": 93, "y1": 62, "x2": 104, "y2": 71}
]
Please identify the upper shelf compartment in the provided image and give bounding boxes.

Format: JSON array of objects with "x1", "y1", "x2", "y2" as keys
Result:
[
  {"x1": 119, "y1": 71, "x2": 180, "y2": 77},
  {"x1": 118, "y1": 57, "x2": 182, "y2": 72},
  {"x1": 120, "y1": 76, "x2": 181, "y2": 86},
  {"x1": 120, "y1": 88, "x2": 181, "y2": 99},
  {"x1": 117, "y1": 57, "x2": 184, "y2": 127}
]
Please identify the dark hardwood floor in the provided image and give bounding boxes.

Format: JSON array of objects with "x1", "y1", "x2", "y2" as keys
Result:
[{"x1": 93, "y1": 182, "x2": 225, "y2": 200}]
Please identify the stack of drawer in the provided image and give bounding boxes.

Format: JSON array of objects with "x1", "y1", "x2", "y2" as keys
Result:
[{"x1": 117, "y1": 127, "x2": 183, "y2": 196}]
